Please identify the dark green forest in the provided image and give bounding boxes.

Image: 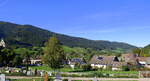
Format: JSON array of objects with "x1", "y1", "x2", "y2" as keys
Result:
[{"x1": 0, "y1": 21, "x2": 136, "y2": 51}]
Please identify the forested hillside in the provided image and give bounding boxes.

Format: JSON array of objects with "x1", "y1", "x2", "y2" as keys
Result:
[
  {"x1": 133, "y1": 45, "x2": 150, "y2": 57},
  {"x1": 0, "y1": 21, "x2": 136, "y2": 50}
]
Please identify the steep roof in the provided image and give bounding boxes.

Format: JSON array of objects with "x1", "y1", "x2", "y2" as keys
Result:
[
  {"x1": 122, "y1": 54, "x2": 138, "y2": 63},
  {"x1": 122, "y1": 53, "x2": 137, "y2": 58},
  {"x1": 137, "y1": 57, "x2": 147, "y2": 62},
  {"x1": 146, "y1": 57, "x2": 150, "y2": 64},
  {"x1": 112, "y1": 62, "x2": 127, "y2": 68},
  {"x1": 89, "y1": 55, "x2": 119, "y2": 65},
  {"x1": 69, "y1": 58, "x2": 86, "y2": 65}
]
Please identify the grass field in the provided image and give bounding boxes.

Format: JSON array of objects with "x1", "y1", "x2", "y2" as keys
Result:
[
  {"x1": 93, "y1": 70, "x2": 138, "y2": 74},
  {"x1": 29, "y1": 66, "x2": 139, "y2": 78},
  {"x1": 101, "y1": 80, "x2": 137, "y2": 81},
  {"x1": 29, "y1": 66, "x2": 81, "y2": 72},
  {"x1": 72, "y1": 80, "x2": 138, "y2": 81},
  {"x1": 10, "y1": 78, "x2": 44, "y2": 81},
  {"x1": 10, "y1": 79, "x2": 138, "y2": 81},
  {"x1": 29, "y1": 66, "x2": 138, "y2": 74}
]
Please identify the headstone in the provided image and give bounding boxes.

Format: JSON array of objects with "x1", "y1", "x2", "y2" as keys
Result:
[
  {"x1": 93, "y1": 77, "x2": 97, "y2": 81},
  {"x1": 16, "y1": 70, "x2": 19, "y2": 72},
  {"x1": 0, "y1": 74, "x2": 5, "y2": 81},
  {"x1": 48, "y1": 72, "x2": 52, "y2": 76},
  {"x1": 54, "y1": 73, "x2": 62, "y2": 81},
  {"x1": 27, "y1": 71, "x2": 32, "y2": 76},
  {"x1": 68, "y1": 77, "x2": 71, "y2": 81},
  {"x1": 23, "y1": 70, "x2": 26, "y2": 74},
  {"x1": 6, "y1": 80, "x2": 10, "y2": 81},
  {"x1": 54, "y1": 78, "x2": 62, "y2": 81},
  {"x1": 5, "y1": 70, "x2": 10, "y2": 73},
  {"x1": 40, "y1": 71, "x2": 44, "y2": 76},
  {"x1": 37, "y1": 71, "x2": 41, "y2": 76}
]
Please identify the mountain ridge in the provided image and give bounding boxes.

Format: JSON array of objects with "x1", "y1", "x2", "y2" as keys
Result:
[{"x1": 0, "y1": 21, "x2": 136, "y2": 50}]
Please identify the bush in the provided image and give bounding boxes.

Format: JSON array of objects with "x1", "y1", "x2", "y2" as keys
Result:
[
  {"x1": 5, "y1": 72, "x2": 26, "y2": 76},
  {"x1": 61, "y1": 73, "x2": 81, "y2": 77},
  {"x1": 70, "y1": 74, "x2": 81, "y2": 77},
  {"x1": 92, "y1": 72, "x2": 104, "y2": 77},
  {"x1": 63, "y1": 79, "x2": 68, "y2": 81},
  {"x1": 61, "y1": 74, "x2": 68, "y2": 77},
  {"x1": 81, "y1": 64, "x2": 92, "y2": 71},
  {"x1": 49, "y1": 77, "x2": 54, "y2": 81},
  {"x1": 122, "y1": 66, "x2": 130, "y2": 71},
  {"x1": 112, "y1": 75, "x2": 138, "y2": 78}
]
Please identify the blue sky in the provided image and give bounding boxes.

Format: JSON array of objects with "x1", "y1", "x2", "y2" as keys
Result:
[{"x1": 0, "y1": 0, "x2": 150, "y2": 47}]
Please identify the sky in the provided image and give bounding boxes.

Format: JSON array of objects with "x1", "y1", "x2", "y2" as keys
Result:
[{"x1": 0, "y1": 0, "x2": 150, "y2": 47}]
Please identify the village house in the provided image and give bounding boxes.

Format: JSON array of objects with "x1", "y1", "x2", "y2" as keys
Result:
[
  {"x1": 89, "y1": 55, "x2": 125, "y2": 70},
  {"x1": 136, "y1": 57, "x2": 147, "y2": 66},
  {"x1": 112, "y1": 62, "x2": 127, "y2": 70},
  {"x1": 122, "y1": 53, "x2": 150, "y2": 69},
  {"x1": 121, "y1": 53, "x2": 138, "y2": 65},
  {"x1": 137, "y1": 57, "x2": 150, "y2": 68},
  {"x1": 145, "y1": 57, "x2": 150, "y2": 68},
  {"x1": 30, "y1": 56, "x2": 42, "y2": 66},
  {"x1": 22, "y1": 56, "x2": 42, "y2": 66},
  {"x1": 30, "y1": 59, "x2": 42, "y2": 66},
  {"x1": 68, "y1": 58, "x2": 86, "y2": 68}
]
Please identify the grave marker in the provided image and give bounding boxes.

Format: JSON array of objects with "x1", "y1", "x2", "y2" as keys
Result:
[{"x1": 0, "y1": 74, "x2": 5, "y2": 81}]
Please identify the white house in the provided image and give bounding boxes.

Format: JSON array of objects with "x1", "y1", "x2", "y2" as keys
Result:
[{"x1": 89, "y1": 55, "x2": 125, "y2": 70}]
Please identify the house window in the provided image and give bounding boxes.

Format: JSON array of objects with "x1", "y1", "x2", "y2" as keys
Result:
[{"x1": 98, "y1": 57, "x2": 103, "y2": 60}]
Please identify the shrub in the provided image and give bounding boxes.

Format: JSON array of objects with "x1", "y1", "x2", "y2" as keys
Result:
[
  {"x1": 63, "y1": 79, "x2": 68, "y2": 81},
  {"x1": 61, "y1": 74, "x2": 68, "y2": 77},
  {"x1": 122, "y1": 66, "x2": 130, "y2": 71},
  {"x1": 92, "y1": 72, "x2": 104, "y2": 77},
  {"x1": 5, "y1": 72, "x2": 26, "y2": 76},
  {"x1": 81, "y1": 64, "x2": 92, "y2": 71},
  {"x1": 49, "y1": 77, "x2": 54, "y2": 81}
]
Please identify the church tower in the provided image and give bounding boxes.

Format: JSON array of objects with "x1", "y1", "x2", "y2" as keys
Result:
[{"x1": 0, "y1": 39, "x2": 6, "y2": 48}]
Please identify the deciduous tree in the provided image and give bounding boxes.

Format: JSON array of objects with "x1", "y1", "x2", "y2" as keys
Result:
[{"x1": 43, "y1": 36, "x2": 65, "y2": 69}]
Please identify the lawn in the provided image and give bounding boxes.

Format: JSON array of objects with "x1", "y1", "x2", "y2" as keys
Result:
[
  {"x1": 29, "y1": 66, "x2": 81, "y2": 72},
  {"x1": 93, "y1": 70, "x2": 139, "y2": 74},
  {"x1": 29, "y1": 66, "x2": 138, "y2": 74},
  {"x1": 65, "y1": 80, "x2": 138, "y2": 81},
  {"x1": 29, "y1": 66, "x2": 139, "y2": 78},
  {"x1": 100, "y1": 80, "x2": 138, "y2": 81},
  {"x1": 10, "y1": 78, "x2": 44, "y2": 81},
  {"x1": 10, "y1": 79, "x2": 138, "y2": 81}
]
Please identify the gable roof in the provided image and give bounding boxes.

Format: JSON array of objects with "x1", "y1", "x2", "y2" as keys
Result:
[
  {"x1": 112, "y1": 62, "x2": 127, "y2": 68},
  {"x1": 89, "y1": 55, "x2": 119, "y2": 65},
  {"x1": 69, "y1": 58, "x2": 86, "y2": 65},
  {"x1": 122, "y1": 53, "x2": 137, "y2": 58},
  {"x1": 145, "y1": 57, "x2": 150, "y2": 64},
  {"x1": 122, "y1": 54, "x2": 138, "y2": 63},
  {"x1": 137, "y1": 57, "x2": 147, "y2": 62}
]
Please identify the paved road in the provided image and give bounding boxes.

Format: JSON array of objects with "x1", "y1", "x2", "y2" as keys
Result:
[
  {"x1": 6, "y1": 76, "x2": 150, "y2": 81},
  {"x1": 63, "y1": 77, "x2": 139, "y2": 80},
  {"x1": 6, "y1": 76, "x2": 41, "y2": 79},
  {"x1": 6, "y1": 76, "x2": 141, "y2": 81}
]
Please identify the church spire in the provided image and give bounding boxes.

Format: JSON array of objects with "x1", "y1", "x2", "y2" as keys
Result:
[{"x1": 0, "y1": 38, "x2": 6, "y2": 47}]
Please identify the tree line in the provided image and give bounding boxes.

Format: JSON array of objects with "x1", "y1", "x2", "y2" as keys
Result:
[{"x1": 0, "y1": 36, "x2": 130, "y2": 70}]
